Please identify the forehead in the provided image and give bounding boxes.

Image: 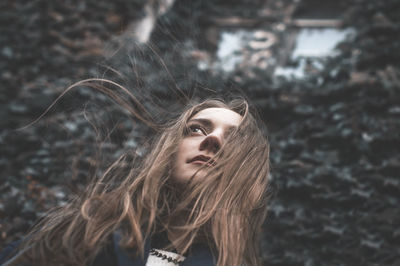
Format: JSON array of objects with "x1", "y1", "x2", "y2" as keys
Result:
[{"x1": 190, "y1": 107, "x2": 242, "y2": 127}]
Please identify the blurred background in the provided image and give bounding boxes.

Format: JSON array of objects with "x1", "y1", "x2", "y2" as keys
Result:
[{"x1": 1, "y1": 0, "x2": 399, "y2": 265}]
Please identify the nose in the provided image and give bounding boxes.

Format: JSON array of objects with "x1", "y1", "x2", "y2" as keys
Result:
[{"x1": 199, "y1": 132, "x2": 222, "y2": 153}]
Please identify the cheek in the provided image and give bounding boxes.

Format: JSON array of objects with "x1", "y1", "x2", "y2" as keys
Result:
[
  {"x1": 172, "y1": 139, "x2": 197, "y2": 179},
  {"x1": 177, "y1": 139, "x2": 191, "y2": 158},
  {"x1": 174, "y1": 140, "x2": 188, "y2": 168},
  {"x1": 172, "y1": 143, "x2": 187, "y2": 183}
]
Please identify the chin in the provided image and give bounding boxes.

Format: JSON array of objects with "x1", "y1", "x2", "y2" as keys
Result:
[{"x1": 173, "y1": 171, "x2": 205, "y2": 184}]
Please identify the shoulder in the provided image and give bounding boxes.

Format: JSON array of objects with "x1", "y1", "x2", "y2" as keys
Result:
[
  {"x1": 180, "y1": 243, "x2": 216, "y2": 266},
  {"x1": 0, "y1": 239, "x2": 23, "y2": 265},
  {"x1": 0, "y1": 238, "x2": 118, "y2": 266},
  {"x1": 92, "y1": 239, "x2": 118, "y2": 266},
  {"x1": 94, "y1": 231, "x2": 148, "y2": 266},
  {"x1": 101, "y1": 232, "x2": 216, "y2": 266}
]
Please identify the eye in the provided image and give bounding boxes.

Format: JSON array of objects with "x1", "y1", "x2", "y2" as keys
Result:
[{"x1": 188, "y1": 124, "x2": 207, "y2": 135}]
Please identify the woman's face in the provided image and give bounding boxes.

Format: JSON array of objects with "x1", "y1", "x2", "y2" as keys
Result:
[{"x1": 172, "y1": 107, "x2": 242, "y2": 183}]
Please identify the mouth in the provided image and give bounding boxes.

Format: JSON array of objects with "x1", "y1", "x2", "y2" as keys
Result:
[{"x1": 187, "y1": 155, "x2": 216, "y2": 166}]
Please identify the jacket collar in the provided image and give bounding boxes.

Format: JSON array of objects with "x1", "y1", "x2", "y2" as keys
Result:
[
  {"x1": 113, "y1": 231, "x2": 150, "y2": 266},
  {"x1": 112, "y1": 231, "x2": 215, "y2": 266}
]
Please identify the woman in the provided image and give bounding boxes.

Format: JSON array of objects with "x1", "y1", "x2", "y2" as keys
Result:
[{"x1": 1, "y1": 98, "x2": 270, "y2": 266}]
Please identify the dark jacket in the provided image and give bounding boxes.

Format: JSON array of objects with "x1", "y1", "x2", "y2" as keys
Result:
[{"x1": 0, "y1": 232, "x2": 215, "y2": 266}]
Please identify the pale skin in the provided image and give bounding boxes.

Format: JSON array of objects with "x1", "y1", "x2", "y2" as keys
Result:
[
  {"x1": 172, "y1": 107, "x2": 242, "y2": 184},
  {"x1": 169, "y1": 108, "x2": 242, "y2": 250}
]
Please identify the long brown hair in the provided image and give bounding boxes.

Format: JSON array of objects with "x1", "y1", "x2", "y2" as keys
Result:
[{"x1": 9, "y1": 91, "x2": 270, "y2": 266}]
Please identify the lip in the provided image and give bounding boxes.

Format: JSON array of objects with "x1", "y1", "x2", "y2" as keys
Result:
[{"x1": 188, "y1": 155, "x2": 216, "y2": 166}]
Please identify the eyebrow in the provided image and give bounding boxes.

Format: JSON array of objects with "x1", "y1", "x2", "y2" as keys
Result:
[{"x1": 188, "y1": 118, "x2": 238, "y2": 138}]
